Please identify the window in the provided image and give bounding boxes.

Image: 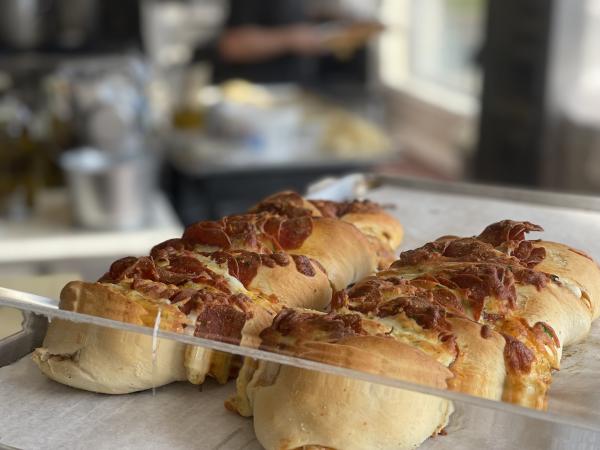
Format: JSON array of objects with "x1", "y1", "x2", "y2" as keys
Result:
[
  {"x1": 378, "y1": 0, "x2": 486, "y2": 116},
  {"x1": 580, "y1": 0, "x2": 600, "y2": 88}
]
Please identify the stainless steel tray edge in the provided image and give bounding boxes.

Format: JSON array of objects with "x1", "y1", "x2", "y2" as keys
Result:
[{"x1": 307, "y1": 173, "x2": 600, "y2": 211}]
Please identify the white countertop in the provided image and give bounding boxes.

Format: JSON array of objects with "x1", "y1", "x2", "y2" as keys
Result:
[{"x1": 0, "y1": 189, "x2": 183, "y2": 264}]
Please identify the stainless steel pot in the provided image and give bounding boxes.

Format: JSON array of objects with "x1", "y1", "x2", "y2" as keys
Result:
[
  {"x1": 60, "y1": 148, "x2": 154, "y2": 230},
  {"x1": 0, "y1": 0, "x2": 52, "y2": 50},
  {"x1": 0, "y1": 0, "x2": 98, "y2": 50}
]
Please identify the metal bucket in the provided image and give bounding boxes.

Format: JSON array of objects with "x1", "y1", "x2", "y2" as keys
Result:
[{"x1": 60, "y1": 148, "x2": 154, "y2": 230}]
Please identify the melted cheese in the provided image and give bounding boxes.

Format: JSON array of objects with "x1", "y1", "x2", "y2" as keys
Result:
[
  {"x1": 376, "y1": 315, "x2": 456, "y2": 368},
  {"x1": 191, "y1": 254, "x2": 248, "y2": 294},
  {"x1": 555, "y1": 275, "x2": 582, "y2": 299},
  {"x1": 151, "y1": 307, "x2": 162, "y2": 396},
  {"x1": 185, "y1": 310, "x2": 199, "y2": 335},
  {"x1": 547, "y1": 248, "x2": 569, "y2": 268},
  {"x1": 192, "y1": 254, "x2": 280, "y2": 309}
]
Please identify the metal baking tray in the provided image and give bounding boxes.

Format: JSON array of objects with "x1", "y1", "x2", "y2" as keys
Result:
[{"x1": 2, "y1": 173, "x2": 600, "y2": 449}]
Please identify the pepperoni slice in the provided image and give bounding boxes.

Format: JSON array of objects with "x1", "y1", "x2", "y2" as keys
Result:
[
  {"x1": 512, "y1": 241, "x2": 546, "y2": 268},
  {"x1": 260, "y1": 308, "x2": 367, "y2": 346},
  {"x1": 278, "y1": 216, "x2": 313, "y2": 249},
  {"x1": 156, "y1": 255, "x2": 210, "y2": 285},
  {"x1": 373, "y1": 292, "x2": 453, "y2": 334},
  {"x1": 99, "y1": 256, "x2": 160, "y2": 282},
  {"x1": 183, "y1": 221, "x2": 231, "y2": 249},
  {"x1": 150, "y1": 238, "x2": 186, "y2": 260},
  {"x1": 502, "y1": 334, "x2": 536, "y2": 374},
  {"x1": 291, "y1": 255, "x2": 316, "y2": 277},
  {"x1": 195, "y1": 304, "x2": 248, "y2": 342},
  {"x1": 310, "y1": 199, "x2": 382, "y2": 218},
  {"x1": 232, "y1": 252, "x2": 262, "y2": 287},
  {"x1": 253, "y1": 192, "x2": 313, "y2": 218},
  {"x1": 478, "y1": 220, "x2": 543, "y2": 247}
]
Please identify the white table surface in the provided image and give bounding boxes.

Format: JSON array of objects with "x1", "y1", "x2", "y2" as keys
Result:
[{"x1": 0, "y1": 189, "x2": 183, "y2": 264}]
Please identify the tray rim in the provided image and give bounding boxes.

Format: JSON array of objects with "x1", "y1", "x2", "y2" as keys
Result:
[{"x1": 307, "y1": 173, "x2": 600, "y2": 212}]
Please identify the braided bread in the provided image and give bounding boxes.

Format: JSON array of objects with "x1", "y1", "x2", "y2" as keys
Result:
[
  {"x1": 230, "y1": 220, "x2": 600, "y2": 450},
  {"x1": 32, "y1": 192, "x2": 403, "y2": 394}
]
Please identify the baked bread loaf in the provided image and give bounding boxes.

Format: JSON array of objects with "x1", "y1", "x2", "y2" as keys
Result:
[
  {"x1": 33, "y1": 192, "x2": 403, "y2": 394},
  {"x1": 230, "y1": 220, "x2": 600, "y2": 449}
]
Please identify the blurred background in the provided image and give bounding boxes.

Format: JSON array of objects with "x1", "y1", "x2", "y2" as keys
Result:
[{"x1": 1, "y1": 0, "x2": 600, "y2": 287}]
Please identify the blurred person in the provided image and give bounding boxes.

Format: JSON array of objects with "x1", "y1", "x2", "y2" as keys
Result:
[{"x1": 195, "y1": 0, "x2": 381, "y2": 85}]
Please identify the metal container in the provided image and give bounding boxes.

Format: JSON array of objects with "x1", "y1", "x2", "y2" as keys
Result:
[
  {"x1": 0, "y1": 0, "x2": 98, "y2": 50},
  {"x1": 60, "y1": 148, "x2": 153, "y2": 230},
  {"x1": 0, "y1": 0, "x2": 51, "y2": 50}
]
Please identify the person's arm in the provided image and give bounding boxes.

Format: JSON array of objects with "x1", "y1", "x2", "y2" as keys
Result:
[{"x1": 218, "y1": 24, "x2": 324, "y2": 63}]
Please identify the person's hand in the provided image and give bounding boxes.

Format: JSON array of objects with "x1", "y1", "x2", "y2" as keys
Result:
[
  {"x1": 285, "y1": 25, "x2": 325, "y2": 55},
  {"x1": 323, "y1": 22, "x2": 384, "y2": 59}
]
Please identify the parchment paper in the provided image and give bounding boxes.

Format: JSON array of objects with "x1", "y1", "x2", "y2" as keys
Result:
[
  {"x1": 1, "y1": 355, "x2": 599, "y2": 450},
  {"x1": 0, "y1": 357, "x2": 260, "y2": 450},
  {"x1": 367, "y1": 184, "x2": 600, "y2": 255}
]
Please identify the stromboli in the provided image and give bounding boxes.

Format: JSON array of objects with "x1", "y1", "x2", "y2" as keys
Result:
[
  {"x1": 32, "y1": 192, "x2": 403, "y2": 394},
  {"x1": 230, "y1": 220, "x2": 600, "y2": 450},
  {"x1": 252, "y1": 192, "x2": 403, "y2": 269}
]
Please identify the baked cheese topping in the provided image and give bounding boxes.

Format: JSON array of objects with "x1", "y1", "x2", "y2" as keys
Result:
[
  {"x1": 553, "y1": 275, "x2": 582, "y2": 299},
  {"x1": 258, "y1": 220, "x2": 577, "y2": 410}
]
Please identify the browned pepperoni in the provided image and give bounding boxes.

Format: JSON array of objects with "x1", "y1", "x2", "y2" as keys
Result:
[
  {"x1": 310, "y1": 199, "x2": 383, "y2": 218},
  {"x1": 375, "y1": 293, "x2": 452, "y2": 333},
  {"x1": 291, "y1": 255, "x2": 316, "y2": 277},
  {"x1": 260, "y1": 254, "x2": 277, "y2": 268},
  {"x1": 260, "y1": 308, "x2": 367, "y2": 346},
  {"x1": 99, "y1": 256, "x2": 160, "y2": 282},
  {"x1": 131, "y1": 278, "x2": 177, "y2": 299},
  {"x1": 277, "y1": 216, "x2": 313, "y2": 250},
  {"x1": 252, "y1": 192, "x2": 313, "y2": 218},
  {"x1": 480, "y1": 324, "x2": 493, "y2": 339},
  {"x1": 478, "y1": 220, "x2": 543, "y2": 247},
  {"x1": 234, "y1": 252, "x2": 262, "y2": 287},
  {"x1": 417, "y1": 265, "x2": 519, "y2": 321},
  {"x1": 271, "y1": 252, "x2": 290, "y2": 266},
  {"x1": 183, "y1": 221, "x2": 231, "y2": 249},
  {"x1": 150, "y1": 238, "x2": 186, "y2": 260},
  {"x1": 502, "y1": 334, "x2": 536, "y2": 374},
  {"x1": 195, "y1": 304, "x2": 248, "y2": 342}
]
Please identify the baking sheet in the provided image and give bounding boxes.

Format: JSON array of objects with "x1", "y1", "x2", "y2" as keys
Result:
[
  {"x1": 3, "y1": 177, "x2": 600, "y2": 448},
  {"x1": 366, "y1": 184, "x2": 600, "y2": 254}
]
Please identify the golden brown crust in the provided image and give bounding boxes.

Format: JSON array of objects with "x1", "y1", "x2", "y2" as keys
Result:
[
  {"x1": 247, "y1": 257, "x2": 332, "y2": 310},
  {"x1": 340, "y1": 211, "x2": 404, "y2": 257},
  {"x1": 34, "y1": 189, "x2": 402, "y2": 395},
  {"x1": 252, "y1": 191, "x2": 404, "y2": 271},
  {"x1": 280, "y1": 335, "x2": 452, "y2": 386},
  {"x1": 515, "y1": 282, "x2": 591, "y2": 351},
  {"x1": 292, "y1": 218, "x2": 378, "y2": 290},
  {"x1": 184, "y1": 299, "x2": 280, "y2": 386},
  {"x1": 249, "y1": 336, "x2": 453, "y2": 450},
  {"x1": 251, "y1": 191, "x2": 323, "y2": 218},
  {"x1": 308, "y1": 197, "x2": 403, "y2": 270},
  {"x1": 32, "y1": 281, "x2": 188, "y2": 394},
  {"x1": 535, "y1": 241, "x2": 600, "y2": 320},
  {"x1": 445, "y1": 317, "x2": 506, "y2": 400},
  {"x1": 59, "y1": 281, "x2": 186, "y2": 330},
  {"x1": 253, "y1": 365, "x2": 452, "y2": 450},
  {"x1": 238, "y1": 220, "x2": 600, "y2": 449}
]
